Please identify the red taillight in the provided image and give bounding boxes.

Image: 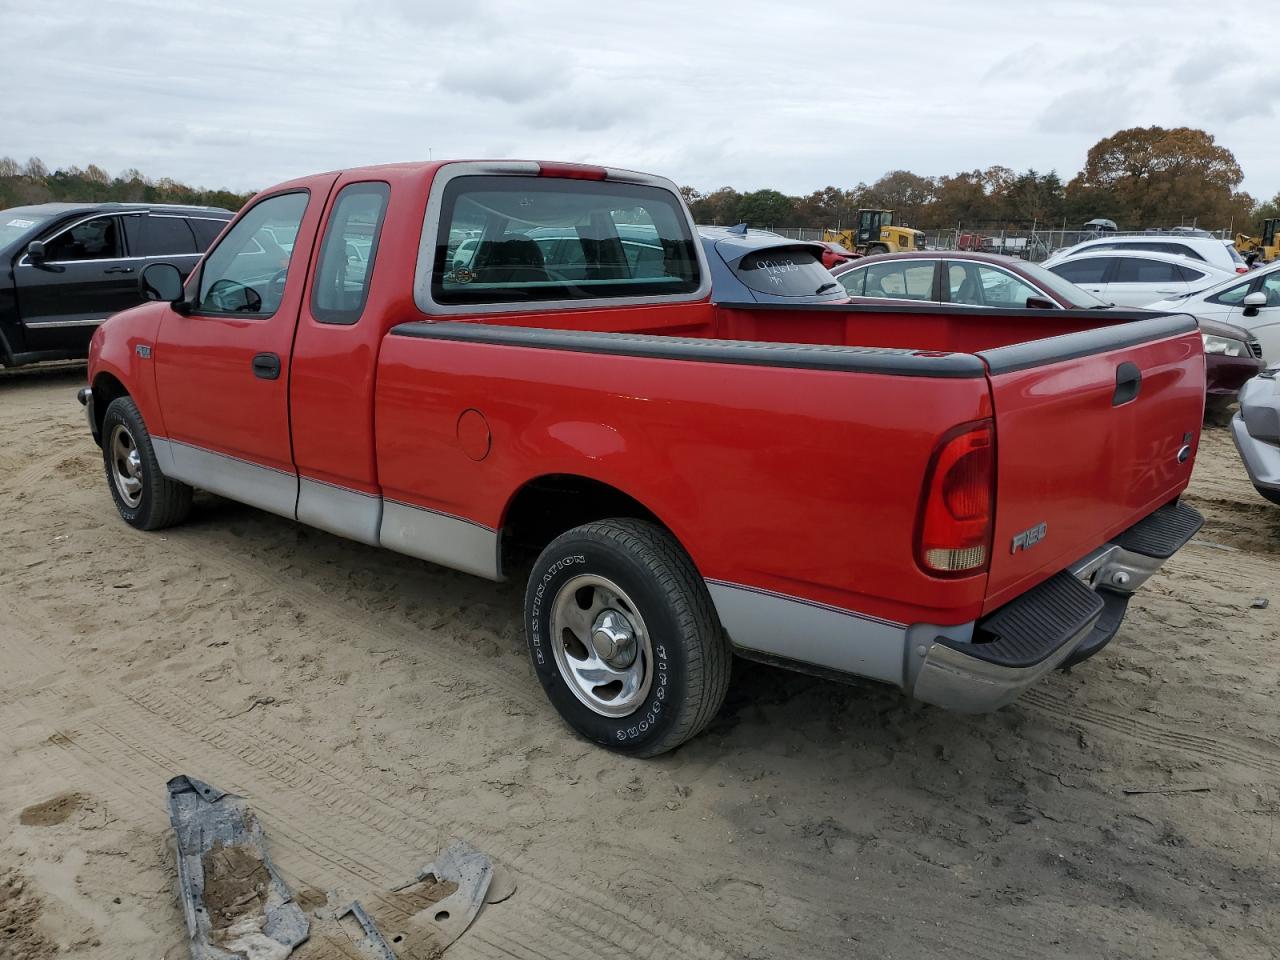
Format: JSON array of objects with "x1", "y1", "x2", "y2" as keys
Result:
[
  {"x1": 1237, "y1": 266, "x2": 1249, "y2": 274},
  {"x1": 915, "y1": 420, "x2": 995, "y2": 576},
  {"x1": 537, "y1": 162, "x2": 607, "y2": 181}
]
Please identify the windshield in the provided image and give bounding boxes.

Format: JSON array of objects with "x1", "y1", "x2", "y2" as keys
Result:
[
  {"x1": 732, "y1": 246, "x2": 841, "y2": 297},
  {"x1": 1018, "y1": 260, "x2": 1111, "y2": 308},
  {"x1": 0, "y1": 207, "x2": 54, "y2": 248}
]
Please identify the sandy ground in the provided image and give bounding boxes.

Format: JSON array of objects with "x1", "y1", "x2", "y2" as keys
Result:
[{"x1": 1, "y1": 362, "x2": 1278, "y2": 960}]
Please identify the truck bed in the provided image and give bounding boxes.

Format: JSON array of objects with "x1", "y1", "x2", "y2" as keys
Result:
[{"x1": 472, "y1": 299, "x2": 1165, "y2": 355}]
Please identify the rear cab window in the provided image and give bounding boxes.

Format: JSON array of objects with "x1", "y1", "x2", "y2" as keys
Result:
[{"x1": 418, "y1": 171, "x2": 703, "y2": 312}]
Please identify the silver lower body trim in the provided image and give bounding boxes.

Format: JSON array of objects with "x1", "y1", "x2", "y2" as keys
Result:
[
  {"x1": 24, "y1": 317, "x2": 108, "y2": 328},
  {"x1": 153, "y1": 438, "x2": 298, "y2": 519},
  {"x1": 379, "y1": 499, "x2": 500, "y2": 581},
  {"x1": 297, "y1": 476, "x2": 382, "y2": 546},
  {"x1": 705, "y1": 580, "x2": 917, "y2": 686}
]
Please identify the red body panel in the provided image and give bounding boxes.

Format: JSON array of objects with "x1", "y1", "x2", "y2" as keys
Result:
[
  {"x1": 88, "y1": 302, "x2": 169, "y2": 435},
  {"x1": 289, "y1": 166, "x2": 435, "y2": 493},
  {"x1": 151, "y1": 173, "x2": 338, "y2": 472},
  {"x1": 374, "y1": 332, "x2": 994, "y2": 626},
  {"x1": 982, "y1": 331, "x2": 1205, "y2": 612}
]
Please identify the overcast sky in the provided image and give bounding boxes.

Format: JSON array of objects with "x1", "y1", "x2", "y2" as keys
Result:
[{"x1": 3, "y1": 0, "x2": 1278, "y2": 199}]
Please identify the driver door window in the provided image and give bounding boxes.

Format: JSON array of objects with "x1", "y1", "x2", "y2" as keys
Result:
[
  {"x1": 195, "y1": 192, "x2": 309, "y2": 316},
  {"x1": 43, "y1": 216, "x2": 123, "y2": 261}
]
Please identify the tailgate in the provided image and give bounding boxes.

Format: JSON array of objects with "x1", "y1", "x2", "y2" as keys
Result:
[{"x1": 978, "y1": 314, "x2": 1205, "y2": 613}]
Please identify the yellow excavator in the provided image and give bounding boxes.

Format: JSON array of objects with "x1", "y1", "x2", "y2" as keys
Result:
[
  {"x1": 824, "y1": 209, "x2": 926, "y2": 257},
  {"x1": 1236, "y1": 218, "x2": 1280, "y2": 265}
]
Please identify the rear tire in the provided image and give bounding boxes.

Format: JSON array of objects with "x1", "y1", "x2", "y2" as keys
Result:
[
  {"x1": 101, "y1": 396, "x2": 192, "y2": 530},
  {"x1": 868, "y1": 243, "x2": 890, "y2": 256},
  {"x1": 524, "y1": 519, "x2": 731, "y2": 757}
]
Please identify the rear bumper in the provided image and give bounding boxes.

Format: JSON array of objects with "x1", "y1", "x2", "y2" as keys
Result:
[
  {"x1": 1232, "y1": 411, "x2": 1280, "y2": 494},
  {"x1": 909, "y1": 501, "x2": 1203, "y2": 713}
]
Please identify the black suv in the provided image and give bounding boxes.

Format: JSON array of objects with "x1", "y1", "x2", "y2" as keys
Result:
[{"x1": 0, "y1": 202, "x2": 234, "y2": 367}]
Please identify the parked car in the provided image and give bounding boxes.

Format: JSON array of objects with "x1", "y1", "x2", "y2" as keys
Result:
[
  {"x1": 698, "y1": 226, "x2": 847, "y2": 303},
  {"x1": 0, "y1": 202, "x2": 234, "y2": 367},
  {"x1": 1148, "y1": 260, "x2": 1280, "y2": 365},
  {"x1": 832, "y1": 252, "x2": 1261, "y2": 409},
  {"x1": 1232, "y1": 368, "x2": 1280, "y2": 505},
  {"x1": 814, "y1": 239, "x2": 856, "y2": 269},
  {"x1": 1044, "y1": 251, "x2": 1235, "y2": 307},
  {"x1": 833, "y1": 250, "x2": 1119, "y2": 309},
  {"x1": 1044, "y1": 234, "x2": 1248, "y2": 275},
  {"x1": 81, "y1": 159, "x2": 1205, "y2": 757}
]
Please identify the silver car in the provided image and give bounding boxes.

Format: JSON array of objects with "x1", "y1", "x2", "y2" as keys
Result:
[{"x1": 1232, "y1": 368, "x2": 1280, "y2": 505}]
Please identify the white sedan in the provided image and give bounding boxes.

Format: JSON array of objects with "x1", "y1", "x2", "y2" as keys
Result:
[
  {"x1": 1148, "y1": 260, "x2": 1280, "y2": 365},
  {"x1": 1045, "y1": 250, "x2": 1235, "y2": 308}
]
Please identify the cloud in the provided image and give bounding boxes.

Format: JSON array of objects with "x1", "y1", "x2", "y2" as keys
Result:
[{"x1": 1, "y1": 0, "x2": 1279, "y2": 198}]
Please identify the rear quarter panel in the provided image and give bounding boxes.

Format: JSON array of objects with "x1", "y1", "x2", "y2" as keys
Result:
[{"x1": 374, "y1": 334, "x2": 995, "y2": 626}]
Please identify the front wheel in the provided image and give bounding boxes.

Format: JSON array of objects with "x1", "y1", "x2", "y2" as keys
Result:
[
  {"x1": 525, "y1": 519, "x2": 731, "y2": 757},
  {"x1": 101, "y1": 396, "x2": 193, "y2": 530}
]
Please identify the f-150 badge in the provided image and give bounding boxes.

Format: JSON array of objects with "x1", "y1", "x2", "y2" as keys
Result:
[{"x1": 1011, "y1": 522, "x2": 1047, "y2": 554}]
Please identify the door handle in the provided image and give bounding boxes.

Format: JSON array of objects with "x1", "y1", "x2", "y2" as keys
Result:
[
  {"x1": 104, "y1": 265, "x2": 134, "y2": 274},
  {"x1": 252, "y1": 352, "x2": 281, "y2": 381},
  {"x1": 1113, "y1": 361, "x2": 1141, "y2": 406}
]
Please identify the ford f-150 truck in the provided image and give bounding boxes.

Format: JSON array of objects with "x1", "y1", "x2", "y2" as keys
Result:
[{"x1": 79, "y1": 160, "x2": 1207, "y2": 756}]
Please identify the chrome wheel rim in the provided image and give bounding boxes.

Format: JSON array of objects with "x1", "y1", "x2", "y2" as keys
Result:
[
  {"x1": 109, "y1": 423, "x2": 144, "y2": 508},
  {"x1": 550, "y1": 574, "x2": 653, "y2": 718}
]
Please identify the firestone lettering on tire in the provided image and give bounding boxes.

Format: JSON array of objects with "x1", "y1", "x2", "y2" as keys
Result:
[
  {"x1": 529, "y1": 554, "x2": 585, "y2": 665},
  {"x1": 616, "y1": 644, "x2": 669, "y2": 740}
]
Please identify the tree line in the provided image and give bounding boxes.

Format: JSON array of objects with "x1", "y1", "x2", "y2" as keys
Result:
[
  {"x1": 0, "y1": 156, "x2": 253, "y2": 213},
  {"x1": 5, "y1": 126, "x2": 1279, "y2": 236},
  {"x1": 682, "y1": 127, "x2": 1280, "y2": 235}
]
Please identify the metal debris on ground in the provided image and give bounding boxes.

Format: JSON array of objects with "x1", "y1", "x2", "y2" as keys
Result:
[
  {"x1": 166, "y1": 774, "x2": 309, "y2": 960},
  {"x1": 335, "y1": 901, "x2": 398, "y2": 960},
  {"x1": 1250, "y1": 597, "x2": 1269, "y2": 609},
  {"x1": 391, "y1": 839, "x2": 496, "y2": 951}
]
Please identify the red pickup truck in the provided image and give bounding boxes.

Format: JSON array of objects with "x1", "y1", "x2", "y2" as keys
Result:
[{"x1": 79, "y1": 160, "x2": 1206, "y2": 756}]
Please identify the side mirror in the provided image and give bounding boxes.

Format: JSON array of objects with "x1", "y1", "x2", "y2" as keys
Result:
[
  {"x1": 26, "y1": 240, "x2": 47, "y2": 262},
  {"x1": 1243, "y1": 290, "x2": 1268, "y2": 316},
  {"x1": 1025, "y1": 296, "x2": 1057, "y2": 310},
  {"x1": 140, "y1": 262, "x2": 186, "y2": 305}
]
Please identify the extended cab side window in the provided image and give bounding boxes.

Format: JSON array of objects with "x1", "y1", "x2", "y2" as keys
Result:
[
  {"x1": 428, "y1": 176, "x2": 700, "y2": 306},
  {"x1": 311, "y1": 182, "x2": 391, "y2": 324},
  {"x1": 43, "y1": 216, "x2": 123, "y2": 262},
  {"x1": 194, "y1": 192, "x2": 309, "y2": 317}
]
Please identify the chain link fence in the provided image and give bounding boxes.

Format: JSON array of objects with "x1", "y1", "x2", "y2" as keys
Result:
[{"x1": 765, "y1": 225, "x2": 1235, "y2": 262}]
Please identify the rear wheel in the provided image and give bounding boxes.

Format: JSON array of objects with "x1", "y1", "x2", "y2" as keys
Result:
[
  {"x1": 868, "y1": 243, "x2": 890, "y2": 256},
  {"x1": 101, "y1": 396, "x2": 192, "y2": 530},
  {"x1": 524, "y1": 519, "x2": 731, "y2": 757}
]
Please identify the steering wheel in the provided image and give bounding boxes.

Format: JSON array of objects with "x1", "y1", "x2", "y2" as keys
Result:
[{"x1": 206, "y1": 278, "x2": 263, "y2": 313}]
